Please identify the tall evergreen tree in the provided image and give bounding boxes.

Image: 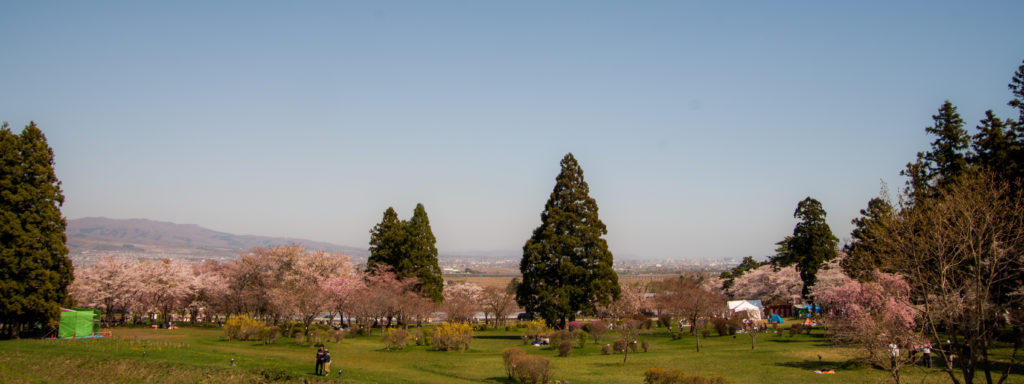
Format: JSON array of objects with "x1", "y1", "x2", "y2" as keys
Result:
[
  {"x1": 0, "y1": 122, "x2": 72, "y2": 338},
  {"x1": 771, "y1": 197, "x2": 838, "y2": 299},
  {"x1": 841, "y1": 197, "x2": 895, "y2": 280},
  {"x1": 970, "y1": 110, "x2": 1015, "y2": 179},
  {"x1": 405, "y1": 203, "x2": 443, "y2": 302},
  {"x1": 902, "y1": 101, "x2": 970, "y2": 198},
  {"x1": 366, "y1": 204, "x2": 443, "y2": 302},
  {"x1": 367, "y1": 207, "x2": 405, "y2": 271},
  {"x1": 517, "y1": 153, "x2": 620, "y2": 327}
]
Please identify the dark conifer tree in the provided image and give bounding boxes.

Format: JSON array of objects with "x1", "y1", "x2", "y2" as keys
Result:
[
  {"x1": 771, "y1": 197, "x2": 838, "y2": 299},
  {"x1": 517, "y1": 153, "x2": 620, "y2": 327},
  {"x1": 366, "y1": 204, "x2": 443, "y2": 302},
  {"x1": 405, "y1": 203, "x2": 443, "y2": 302},
  {"x1": 841, "y1": 197, "x2": 895, "y2": 280},
  {"x1": 902, "y1": 101, "x2": 970, "y2": 199},
  {"x1": 367, "y1": 207, "x2": 405, "y2": 271},
  {"x1": 0, "y1": 122, "x2": 72, "y2": 338}
]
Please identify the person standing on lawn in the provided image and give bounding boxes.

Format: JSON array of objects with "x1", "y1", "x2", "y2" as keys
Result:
[
  {"x1": 315, "y1": 346, "x2": 325, "y2": 375},
  {"x1": 322, "y1": 349, "x2": 332, "y2": 376}
]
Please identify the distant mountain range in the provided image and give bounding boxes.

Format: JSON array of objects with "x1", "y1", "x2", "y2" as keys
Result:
[{"x1": 66, "y1": 217, "x2": 369, "y2": 262}]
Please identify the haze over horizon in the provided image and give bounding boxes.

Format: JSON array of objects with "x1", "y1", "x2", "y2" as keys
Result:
[{"x1": 2, "y1": 2, "x2": 1022, "y2": 260}]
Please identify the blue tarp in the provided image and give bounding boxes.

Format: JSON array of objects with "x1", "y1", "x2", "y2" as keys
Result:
[{"x1": 769, "y1": 314, "x2": 784, "y2": 324}]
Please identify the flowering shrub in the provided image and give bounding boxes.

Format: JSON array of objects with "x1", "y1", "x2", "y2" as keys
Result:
[
  {"x1": 523, "y1": 319, "x2": 549, "y2": 339},
  {"x1": 384, "y1": 328, "x2": 409, "y2": 350},
  {"x1": 433, "y1": 322, "x2": 473, "y2": 351},
  {"x1": 224, "y1": 314, "x2": 262, "y2": 341},
  {"x1": 567, "y1": 321, "x2": 582, "y2": 331}
]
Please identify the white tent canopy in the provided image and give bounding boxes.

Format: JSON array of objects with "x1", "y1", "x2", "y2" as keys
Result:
[{"x1": 727, "y1": 299, "x2": 764, "y2": 320}]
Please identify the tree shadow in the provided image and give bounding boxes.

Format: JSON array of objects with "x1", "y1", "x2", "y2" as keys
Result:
[
  {"x1": 484, "y1": 376, "x2": 520, "y2": 383},
  {"x1": 475, "y1": 335, "x2": 522, "y2": 340}
]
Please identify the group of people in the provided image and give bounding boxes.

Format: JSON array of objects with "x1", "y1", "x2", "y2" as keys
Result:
[{"x1": 314, "y1": 346, "x2": 332, "y2": 376}]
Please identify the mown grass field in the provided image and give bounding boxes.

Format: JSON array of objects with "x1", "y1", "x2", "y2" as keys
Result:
[{"x1": 0, "y1": 322, "x2": 1019, "y2": 384}]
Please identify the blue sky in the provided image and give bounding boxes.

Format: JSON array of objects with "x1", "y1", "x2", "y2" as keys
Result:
[{"x1": 2, "y1": 1, "x2": 1021, "y2": 260}]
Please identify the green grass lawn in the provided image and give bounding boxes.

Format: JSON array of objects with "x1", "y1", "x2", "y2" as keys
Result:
[{"x1": 0, "y1": 323, "x2": 1019, "y2": 384}]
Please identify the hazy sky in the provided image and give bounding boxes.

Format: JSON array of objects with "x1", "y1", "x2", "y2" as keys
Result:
[{"x1": 2, "y1": 2, "x2": 1022, "y2": 260}]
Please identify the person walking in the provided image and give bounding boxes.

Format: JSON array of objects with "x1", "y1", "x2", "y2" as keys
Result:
[
  {"x1": 322, "y1": 349, "x2": 332, "y2": 376},
  {"x1": 922, "y1": 342, "x2": 932, "y2": 368},
  {"x1": 315, "y1": 346, "x2": 325, "y2": 375}
]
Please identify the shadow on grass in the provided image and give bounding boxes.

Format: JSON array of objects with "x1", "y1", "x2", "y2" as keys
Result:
[
  {"x1": 776, "y1": 358, "x2": 872, "y2": 372},
  {"x1": 475, "y1": 335, "x2": 522, "y2": 340},
  {"x1": 485, "y1": 376, "x2": 521, "y2": 383}
]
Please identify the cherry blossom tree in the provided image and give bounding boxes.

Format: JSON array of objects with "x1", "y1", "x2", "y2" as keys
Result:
[
  {"x1": 656, "y1": 275, "x2": 726, "y2": 352},
  {"x1": 443, "y1": 283, "x2": 482, "y2": 323},
  {"x1": 727, "y1": 264, "x2": 802, "y2": 306},
  {"x1": 480, "y1": 284, "x2": 518, "y2": 327},
  {"x1": 69, "y1": 257, "x2": 140, "y2": 324},
  {"x1": 817, "y1": 271, "x2": 923, "y2": 384},
  {"x1": 135, "y1": 258, "x2": 192, "y2": 323},
  {"x1": 322, "y1": 272, "x2": 365, "y2": 326}
]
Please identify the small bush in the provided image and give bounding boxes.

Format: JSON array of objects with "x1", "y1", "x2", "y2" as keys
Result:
[
  {"x1": 641, "y1": 340, "x2": 649, "y2": 352},
  {"x1": 328, "y1": 329, "x2": 346, "y2": 343},
  {"x1": 601, "y1": 344, "x2": 612, "y2": 355},
  {"x1": 613, "y1": 339, "x2": 627, "y2": 353},
  {"x1": 419, "y1": 327, "x2": 434, "y2": 346},
  {"x1": 253, "y1": 367, "x2": 295, "y2": 381},
  {"x1": 433, "y1": 322, "x2": 473, "y2": 351},
  {"x1": 557, "y1": 341, "x2": 573, "y2": 357},
  {"x1": 384, "y1": 328, "x2": 409, "y2": 350},
  {"x1": 258, "y1": 326, "x2": 279, "y2": 344},
  {"x1": 789, "y1": 324, "x2": 803, "y2": 337},
  {"x1": 644, "y1": 368, "x2": 685, "y2": 384},
  {"x1": 308, "y1": 330, "x2": 328, "y2": 345},
  {"x1": 576, "y1": 330, "x2": 589, "y2": 348},
  {"x1": 549, "y1": 330, "x2": 575, "y2": 347},
  {"x1": 502, "y1": 348, "x2": 526, "y2": 378},
  {"x1": 513, "y1": 355, "x2": 551, "y2": 384},
  {"x1": 585, "y1": 320, "x2": 608, "y2": 343},
  {"x1": 643, "y1": 368, "x2": 730, "y2": 384},
  {"x1": 671, "y1": 331, "x2": 684, "y2": 340},
  {"x1": 700, "y1": 329, "x2": 711, "y2": 338},
  {"x1": 629, "y1": 340, "x2": 639, "y2": 353},
  {"x1": 657, "y1": 314, "x2": 673, "y2": 328},
  {"x1": 642, "y1": 319, "x2": 653, "y2": 330},
  {"x1": 711, "y1": 318, "x2": 732, "y2": 337}
]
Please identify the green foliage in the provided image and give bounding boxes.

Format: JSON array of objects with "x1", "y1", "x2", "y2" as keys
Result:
[
  {"x1": 901, "y1": 101, "x2": 971, "y2": 199},
  {"x1": 841, "y1": 197, "x2": 894, "y2": 279},
  {"x1": 367, "y1": 204, "x2": 444, "y2": 302},
  {"x1": 517, "y1": 153, "x2": 620, "y2": 327},
  {"x1": 0, "y1": 122, "x2": 72, "y2": 338},
  {"x1": 432, "y1": 322, "x2": 473, "y2": 351},
  {"x1": 718, "y1": 256, "x2": 762, "y2": 290},
  {"x1": 770, "y1": 197, "x2": 838, "y2": 298},
  {"x1": 576, "y1": 330, "x2": 589, "y2": 348}
]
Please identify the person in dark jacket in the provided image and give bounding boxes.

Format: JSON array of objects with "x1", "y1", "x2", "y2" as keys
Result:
[{"x1": 315, "y1": 346, "x2": 325, "y2": 375}]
